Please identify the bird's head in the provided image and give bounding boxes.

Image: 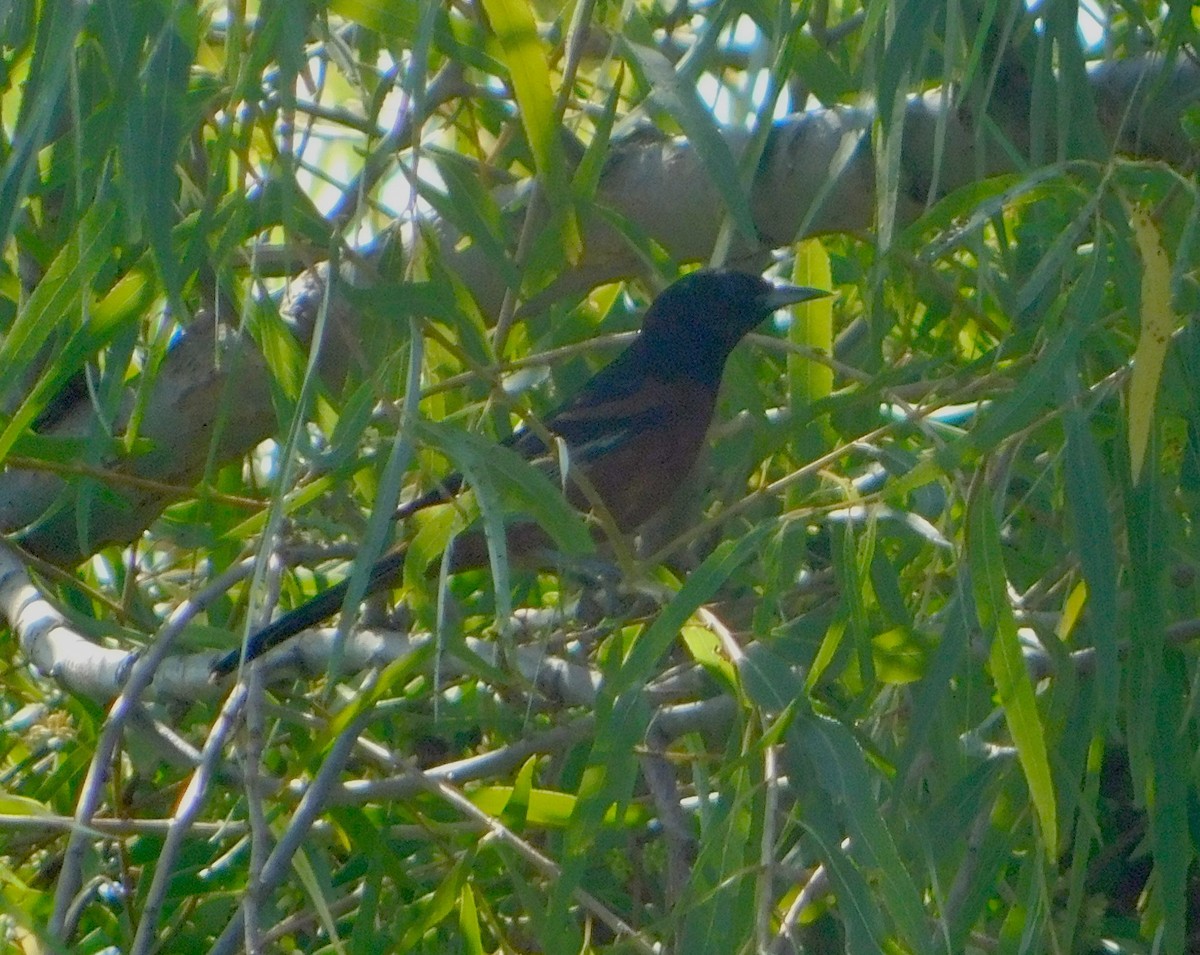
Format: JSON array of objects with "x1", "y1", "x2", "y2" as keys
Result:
[{"x1": 642, "y1": 269, "x2": 829, "y2": 356}]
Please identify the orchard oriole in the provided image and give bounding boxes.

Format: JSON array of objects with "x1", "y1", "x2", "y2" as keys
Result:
[{"x1": 212, "y1": 269, "x2": 826, "y2": 676}]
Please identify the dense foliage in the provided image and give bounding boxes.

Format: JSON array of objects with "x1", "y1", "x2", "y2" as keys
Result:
[{"x1": 1, "y1": 1, "x2": 1199, "y2": 952}]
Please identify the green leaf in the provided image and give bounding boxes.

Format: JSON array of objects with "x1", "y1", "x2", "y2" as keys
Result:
[
  {"x1": 0, "y1": 1, "x2": 88, "y2": 250},
  {"x1": 967, "y1": 316, "x2": 1081, "y2": 454},
  {"x1": 423, "y1": 149, "x2": 521, "y2": 289},
  {"x1": 459, "y1": 886, "x2": 484, "y2": 955},
  {"x1": 325, "y1": 328, "x2": 425, "y2": 675},
  {"x1": 122, "y1": 5, "x2": 195, "y2": 306},
  {"x1": 1127, "y1": 203, "x2": 1175, "y2": 484},
  {"x1": 1146, "y1": 651, "x2": 1190, "y2": 954},
  {"x1": 678, "y1": 768, "x2": 755, "y2": 955},
  {"x1": 397, "y1": 855, "x2": 469, "y2": 950},
  {"x1": 412, "y1": 420, "x2": 595, "y2": 559},
  {"x1": 800, "y1": 799, "x2": 890, "y2": 954},
  {"x1": 680, "y1": 624, "x2": 737, "y2": 690},
  {"x1": 751, "y1": 649, "x2": 930, "y2": 954},
  {"x1": 790, "y1": 33, "x2": 854, "y2": 103},
  {"x1": 967, "y1": 488, "x2": 1058, "y2": 855},
  {"x1": 620, "y1": 38, "x2": 759, "y2": 242},
  {"x1": 573, "y1": 66, "x2": 624, "y2": 200},
  {"x1": 1123, "y1": 469, "x2": 1186, "y2": 950},
  {"x1": 614, "y1": 523, "x2": 774, "y2": 696},
  {"x1": 289, "y1": 844, "x2": 346, "y2": 954},
  {"x1": 789, "y1": 239, "x2": 835, "y2": 408},
  {"x1": 1015, "y1": 189, "x2": 1101, "y2": 317},
  {"x1": 0, "y1": 790, "x2": 58, "y2": 818},
  {"x1": 788, "y1": 714, "x2": 931, "y2": 953},
  {"x1": 876, "y1": 0, "x2": 941, "y2": 135},
  {"x1": 479, "y1": 0, "x2": 580, "y2": 261},
  {"x1": 545, "y1": 691, "x2": 646, "y2": 955},
  {"x1": 1061, "y1": 386, "x2": 1120, "y2": 717},
  {"x1": 0, "y1": 200, "x2": 119, "y2": 461},
  {"x1": 330, "y1": 0, "x2": 500, "y2": 72},
  {"x1": 894, "y1": 587, "x2": 971, "y2": 782},
  {"x1": 342, "y1": 279, "x2": 467, "y2": 328},
  {"x1": 740, "y1": 643, "x2": 807, "y2": 714}
]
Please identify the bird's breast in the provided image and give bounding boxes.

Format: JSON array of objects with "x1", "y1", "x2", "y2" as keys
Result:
[{"x1": 565, "y1": 378, "x2": 719, "y2": 532}]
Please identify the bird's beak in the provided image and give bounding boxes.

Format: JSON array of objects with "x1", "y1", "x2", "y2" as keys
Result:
[{"x1": 762, "y1": 284, "x2": 831, "y2": 311}]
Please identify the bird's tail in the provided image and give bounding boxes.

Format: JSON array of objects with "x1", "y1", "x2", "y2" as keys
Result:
[{"x1": 210, "y1": 545, "x2": 409, "y2": 677}]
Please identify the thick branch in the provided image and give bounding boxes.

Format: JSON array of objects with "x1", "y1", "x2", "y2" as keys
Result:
[{"x1": 0, "y1": 56, "x2": 1195, "y2": 566}]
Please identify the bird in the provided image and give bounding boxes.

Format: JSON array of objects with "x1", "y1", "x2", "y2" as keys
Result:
[{"x1": 211, "y1": 269, "x2": 827, "y2": 676}]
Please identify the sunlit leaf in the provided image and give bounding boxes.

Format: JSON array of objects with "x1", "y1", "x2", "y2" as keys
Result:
[
  {"x1": 479, "y1": 0, "x2": 581, "y2": 263},
  {"x1": 1127, "y1": 203, "x2": 1174, "y2": 484},
  {"x1": 967, "y1": 488, "x2": 1058, "y2": 855}
]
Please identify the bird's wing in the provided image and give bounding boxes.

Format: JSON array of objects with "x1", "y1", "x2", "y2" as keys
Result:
[
  {"x1": 511, "y1": 343, "x2": 666, "y2": 461},
  {"x1": 398, "y1": 345, "x2": 660, "y2": 517}
]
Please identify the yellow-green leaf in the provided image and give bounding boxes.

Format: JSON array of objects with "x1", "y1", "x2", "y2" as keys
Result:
[
  {"x1": 479, "y1": 0, "x2": 580, "y2": 261},
  {"x1": 1127, "y1": 204, "x2": 1174, "y2": 484},
  {"x1": 459, "y1": 886, "x2": 484, "y2": 955},
  {"x1": 789, "y1": 239, "x2": 834, "y2": 405},
  {"x1": 0, "y1": 200, "x2": 119, "y2": 461},
  {"x1": 681, "y1": 623, "x2": 737, "y2": 689},
  {"x1": 967, "y1": 489, "x2": 1058, "y2": 855}
]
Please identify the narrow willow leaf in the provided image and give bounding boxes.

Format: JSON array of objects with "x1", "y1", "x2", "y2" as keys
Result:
[
  {"x1": 798, "y1": 799, "x2": 889, "y2": 953},
  {"x1": 620, "y1": 38, "x2": 758, "y2": 241},
  {"x1": 459, "y1": 887, "x2": 484, "y2": 955},
  {"x1": 0, "y1": 200, "x2": 119, "y2": 460},
  {"x1": 790, "y1": 33, "x2": 854, "y2": 103},
  {"x1": 479, "y1": 0, "x2": 580, "y2": 261},
  {"x1": 0, "y1": 2, "x2": 88, "y2": 249},
  {"x1": 398, "y1": 855, "x2": 469, "y2": 950},
  {"x1": 1147, "y1": 652, "x2": 1190, "y2": 954},
  {"x1": 90, "y1": 262, "x2": 156, "y2": 329},
  {"x1": 327, "y1": 327, "x2": 425, "y2": 675},
  {"x1": 679, "y1": 774, "x2": 755, "y2": 955},
  {"x1": 1061, "y1": 385, "x2": 1120, "y2": 716},
  {"x1": 574, "y1": 66, "x2": 624, "y2": 199},
  {"x1": 1015, "y1": 191, "x2": 1101, "y2": 316},
  {"x1": 1123, "y1": 477, "x2": 1183, "y2": 950},
  {"x1": 894, "y1": 586, "x2": 971, "y2": 781},
  {"x1": 895, "y1": 170, "x2": 1057, "y2": 259},
  {"x1": 424, "y1": 149, "x2": 521, "y2": 288},
  {"x1": 289, "y1": 846, "x2": 345, "y2": 953},
  {"x1": 470, "y1": 785, "x2": 627, "y2": 828},
  {"x1": 614, "y1": 523, "x2": 774, "y2": 696},
  {"x1": 841, "y1": 519, "x2": 876, "y2": 691},
  {"x1": 739, "y1": 651, "x2": 930, "y2": 952},
  {"x1": 566, "y1": 692, "x2": 646, "y2": 851},
  {"x1": 967, "y1": 316, "x2": 1081, "y2": 454},
  {"x1": 504, "y1": 755, "x2": 536, "y2": 829},
  {"x1": 876, "y1": 0, "x2": 941, "y2": 136},
  {"x1": 127, "y1": 7, "x2": 194, "y2": 304},
  {"x1": 1127, "y1": 204, "x2": 1174, "y2": 484},
  {"x1": 967, "y1": 489, "x2": 1058, "y2": 854},
  {"x1": 741, "y1": 652, "x2": 888, "y2": 949},
  {"x1": 789, "y1": 239, "x2": 834, "y2": 406},
  {"x1": 805, "y1": 612, "x2": 848, "y2": 691},
  {"x1": 0, "y1": 200, "x2": 116, "y2": 376},
  {"x1": 1061, "y1": 734, "x2": 1104, "y2": 954},
  {"x1": 1057, "y1": 580, "x2": 1088, "y2": 641},
  {"x1": 785, "y1": 712, "x2": 932, "y2": 954},
  {"x1": 331, "y1": 0, "x2": 499, "y2": 72},
  {"x1": 1123, "y1": 474, "x2": 1159, "y2": 788},
  {"x1": 545, "y1": 692, "x2": 646, "y2": 947},
  {"x1": 412, "y1": 420, "x2": 594, "y2": 558},
  {"x1": 681, "y1": 624, "x2": 738, "y2": 689}
]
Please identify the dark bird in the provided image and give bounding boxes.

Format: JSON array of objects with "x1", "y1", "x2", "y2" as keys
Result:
[{"x1": 212, "y1": 269, "x2": 827, "y2": 676}]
